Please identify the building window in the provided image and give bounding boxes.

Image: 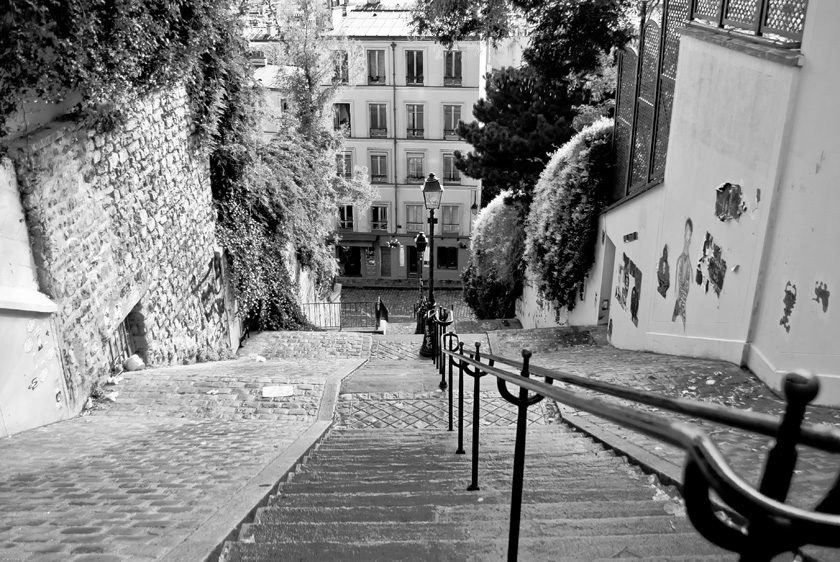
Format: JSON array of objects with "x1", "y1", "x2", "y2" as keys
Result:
[
  {"x1": 406, "y1": 50, "x2": 424, "y2": 85},
  {"x1": 337, "y1": 152, "x2": 353, "y2": 179},
  {"x1": 442, "y1": 205, "x2": 459, "y2": 234},
  {"x1": 333, "y1": 103, "x2": 351, "y2": 133},
  {"x1": 339, "y1": 205, "x2": 354, "y2": 230},
  {"x1": 406, "y1": 153, "x2": 424, "y2": 183},
  {"x1": 369, "y1": 103, "x2": 387, "y2": 137},
  {"x1": 406, "y1": 204, "x2": 424, "y2": 232},
  {"x1": 406, "y1": 104, "x2": 424, "y2": 138},
  {"x1": 371, "y1": 205, "x2": 388, "y2": 231},
  {"x1": 333, "y1": 51, "x2": 349, "y2": 84},
  {"x1": 437, "y1": 247, "x2": 458, "y2": 269},
  {"x1": 367, "y1": 50, "x2": 386, "y2": 84},
  {"x1": 370, "y1": 153, "x2": 388, "y2": 183},
  {"x1": 443, "y1": 105, "x2": 461, "y2": 137},
  {"x1": 443, "y1": 154, "x2": 460, "y2": 184},
  {"x1": 444, "y1": 51, "x2": 462, "y2": 86}
]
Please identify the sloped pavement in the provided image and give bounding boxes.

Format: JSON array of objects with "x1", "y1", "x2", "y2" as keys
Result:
[{"x1": 0, "y1": 335, "x2": 369, "y2": 562}]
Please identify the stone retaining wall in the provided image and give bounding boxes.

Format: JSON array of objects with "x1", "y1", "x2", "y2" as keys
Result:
[{"x1": 4, "y1": 88, "x2": 231, "y2": 410}]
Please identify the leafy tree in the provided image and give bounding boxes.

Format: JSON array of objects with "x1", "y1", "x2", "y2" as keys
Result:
[{"x1": 455, "y1": 66, "x2": 579, "y2": 206}]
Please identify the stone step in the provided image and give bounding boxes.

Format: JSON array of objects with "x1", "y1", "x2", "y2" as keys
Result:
[
  {"x1": 288, "y1": 467, "x2": 639, "y2": 484},
  {"x1": 302, "y1": 453, "x2": 624, "y2": 471},
  {"x1": 254, "y1": 500, "x2": 678, "y2": 525},
  {"x1": 239, "y1": 515, "x2": 695, "y2": 544},
  {"x1": 269, "y1": 488, "x2": 660, "y2": 508},
  {"x1": 220, "y1": 535, "x2": 734, "y2": 562}
]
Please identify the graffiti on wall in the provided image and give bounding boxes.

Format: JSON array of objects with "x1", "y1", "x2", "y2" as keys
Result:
[
  {"x1": 780, "y1": 281, "x2": 797, "y2": 333},
  {"x1": 614, "y1": 253, "x2": 641, "y2": 327},
  {"x1": 715, "y1": 183, "x2": 747, "y2": 221},
  {"x1": 672, "y1": 219, "x2": 693, "y2": 328},
  {"x1": 813, "y1": 282, "x2": 830, "y2": 312},
  {"x1": 657, "y1": 245, "x2": 670, "y2": 298},
  {"x1": 695, "y1": 232, "x2": 727, "y2": 297}
]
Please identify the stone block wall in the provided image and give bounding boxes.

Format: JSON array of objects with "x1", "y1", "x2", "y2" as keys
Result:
[{"x1": 5, "y1": 88, "x2": 232, "y2": 410}]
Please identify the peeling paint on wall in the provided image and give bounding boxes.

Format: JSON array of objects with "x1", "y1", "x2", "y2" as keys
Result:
[
  {"x1": 672, "y1": 219, "x2": 693, "y2": 328},
  {"x1": 695, "y1": 232, "x2": 726, "y2": 296},
  {"x1": 715, "y1": 183, "x2": 747, "y2": 221},
  {"x1": 657, "y1": 245, "x2": 670, "y2": 298},
  {"x1": 780, "y1": 281, "x2": 797, "y2": 333},
  {"x1": 813, "y1": 282, "x2": 830, "y2": 312}
]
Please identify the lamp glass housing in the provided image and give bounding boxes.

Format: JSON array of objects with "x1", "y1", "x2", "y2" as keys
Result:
[
  {"x1": 414, "y1": 231, "x2": 428, "y2": 254},
  {"x1": 421, "y1": 173, "x2": 443, "y2": 210}
]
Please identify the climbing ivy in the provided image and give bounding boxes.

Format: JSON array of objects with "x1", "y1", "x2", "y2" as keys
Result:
[{"x1": 524, "y1": 118, "x2": 613, "y2": 313}]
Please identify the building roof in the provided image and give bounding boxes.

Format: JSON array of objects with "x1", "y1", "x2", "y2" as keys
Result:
[{"x1": 335, "y1": 6, "x2": 414, "y2": 38}]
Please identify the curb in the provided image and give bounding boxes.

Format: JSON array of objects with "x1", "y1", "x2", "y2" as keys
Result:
[{"x1": 160, "y1": 358, "x2": 368, "y2": 562}]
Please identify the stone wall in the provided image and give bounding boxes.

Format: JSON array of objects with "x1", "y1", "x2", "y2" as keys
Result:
[{"x1": 4, "y1": 88, "x2": 232, "y2": 410}]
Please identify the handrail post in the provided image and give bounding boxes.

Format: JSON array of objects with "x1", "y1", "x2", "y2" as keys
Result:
[
  {"x1": 741, "y1": 371, "x2": 820, "y2": 562},
  {"x1": 447, "y1": 336, "x2": 454, "y2": 431},
  {"x1": 507, "y1": 350, "x2": 532, "y2": 562},
  {"x1": 468, "y1": 341, "x2": 482, "y2": 491},
  {"x1": 457, "y1": 341, "x2": 465, "y2": 455}
]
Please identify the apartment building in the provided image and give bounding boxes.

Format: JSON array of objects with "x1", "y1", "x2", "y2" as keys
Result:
[{"x1": 330, "y1": 0, "x2": 484, "y2": 284}]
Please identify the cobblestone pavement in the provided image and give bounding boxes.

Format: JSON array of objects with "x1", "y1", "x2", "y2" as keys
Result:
[
  {"x1": 491, "y1": 328, "x2": 840, "y2": 510},
  {"x1": 237, "y1": 331, "x2": 372, "y2": 360},
  {"x1": 369, "y1": 333, "x2": 489, "y2": 360},
  {"x1": 0, "y1": 356, "x2": 364, "y2": 562},
  {"x1": 336, "y1": 391, "x2": 552, "y2": 429}
]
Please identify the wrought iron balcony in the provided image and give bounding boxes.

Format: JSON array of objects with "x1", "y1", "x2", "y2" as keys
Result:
[
  {"x1": 406, "y1": 128, "x2": 424, "y2": 139},
  {"x1": 370, "y1": 128, "x2": 387, "y2": 138},
  {"x1": 444, "y1": 76, "x2": 462, "y2": 86}
]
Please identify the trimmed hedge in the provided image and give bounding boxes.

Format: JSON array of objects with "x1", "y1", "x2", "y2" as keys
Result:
[
  {"x1": 525, "y1": 117, "x2": 613, "y2": 312},
  {"x1": 462, "y1": 191, "x2": 526, "y2": 319}
]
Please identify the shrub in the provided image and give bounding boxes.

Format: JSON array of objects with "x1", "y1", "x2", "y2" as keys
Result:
[
  {"x1": 462, "y1": 192, "x2": 526, "y2": 318},
  {"x1": 525, "y1": 117, "x2": 613, "y2": 312}
]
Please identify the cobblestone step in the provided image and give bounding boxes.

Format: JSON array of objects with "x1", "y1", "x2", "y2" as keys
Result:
[{"x1": 221, "y1": 535, "x2": 733, "y2": 562}]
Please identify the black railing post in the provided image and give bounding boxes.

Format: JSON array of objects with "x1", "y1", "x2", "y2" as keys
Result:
[
  {"x1": 508, "y1": 350, "x2": 532, "y2": 562},
  {"x1": 468, "y1": 341, "x2": 482, "y2": 491},
  {"x1": 457, "y1": 341, "x2": 466, "y2": 455},
  {"x1": 759, "y1": 371, "x2": 820, "y2": 501},
  {"x1": 741, "y1": 371, "x2": 820, "y2": 562}
]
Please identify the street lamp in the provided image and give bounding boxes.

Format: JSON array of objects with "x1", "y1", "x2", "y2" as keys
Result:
[
  {"x1": 413, "y1": 231, "x2": 428, "y2": 335},
  {"x1": 418, "y1": 173, "x2": 443, "y2": 358},
  {"x1": 421, "y1": 173, "x2": 443, "y2": 306}
]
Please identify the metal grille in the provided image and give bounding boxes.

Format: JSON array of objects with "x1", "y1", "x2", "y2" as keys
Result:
[
  {"x1": 611, "y1": 0, "x2": 691, "y2": 203},
  {"x1": 106, "y1": 319, "x2": 136, "y2": 373},
  {"x1": 693, "y1": 0, "x2": 719, "y2": 19},
  {"x1": 725, "y1": 0, "x2": 758, "y2": 27},
  {"x1": 652, "y1": 78, "x2": 675, "y2": 176},
  {"x1": 301, "y1": 301, "x2": 379, "y2": 330},
  {"x1": 763, "y1": 0, "x2": 807, "y2": 37}
]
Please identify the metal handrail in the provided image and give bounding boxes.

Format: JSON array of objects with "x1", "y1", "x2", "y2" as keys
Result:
[
  {"x1": 472, "y1": 349, "x2": 840, "y2": 454},
  {"x1": 434, "y1": 338, "x2": 840, "y2": 562}
]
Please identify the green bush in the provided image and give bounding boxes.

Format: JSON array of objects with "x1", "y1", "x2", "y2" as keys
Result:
[
  {"x1": 525, "y1": 117, "x2": 613, "y2": 312},
  {"x1": 462, "y1": 192, "x2": 526, "y2": 318}
]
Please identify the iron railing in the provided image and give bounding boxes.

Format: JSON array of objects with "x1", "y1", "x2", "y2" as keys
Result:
[
  {"x1": 299, "y1": 300, "x2": 383, "y2": 330},
  {"x1": 427, "y1": 317, "x2": 840, "y2": 562}
]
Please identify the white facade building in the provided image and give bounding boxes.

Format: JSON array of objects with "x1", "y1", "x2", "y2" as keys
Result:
[{"x1": 329, "y1": 0, "x2": 484, "y2": 283}]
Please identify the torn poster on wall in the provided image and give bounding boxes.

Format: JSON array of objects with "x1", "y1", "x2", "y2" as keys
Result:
[
  {"x1": 715, "y1": 183, "x2": 747, "y2": 221},
  {"x1": 780, "y1": 281, "x2": 797, "y2": 333},
  {"x1": 657, "y1": 245, "x2": 670, "y2": 298},
  {"x1": 813, "y1": 282, "x2": 830, "y2": 312},
  {"x1": 614, "y1": 253, "x2": 641, "y2": 327},
  {"x1": 695, "y1": 231, "x2": 727, "y2": 297},
  {"x1": 672, "y1": 219, "x2": 693, "y2": 328}
]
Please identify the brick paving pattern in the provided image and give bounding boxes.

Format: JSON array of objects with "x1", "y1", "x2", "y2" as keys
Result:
[
  {"x1": 336, "y1": 392, "x2": 551, "y2": 429},
  {"x1": 493, "y1": 328, "x2": 840, "y2": 510},
  {"x1": 237, "y1": 331, "x2": 372, "y2": 360}
]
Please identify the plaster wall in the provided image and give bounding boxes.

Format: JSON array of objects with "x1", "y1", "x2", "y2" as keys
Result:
[
  {"x1": 1, "y1": 158, "x2": 70, "y2": 436},
  {"x1": 746, "y1": 0, "x2": 840, "y2": 404}
]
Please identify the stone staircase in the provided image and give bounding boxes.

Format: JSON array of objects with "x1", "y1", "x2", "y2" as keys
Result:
[{"x1": 219, "y1": 424, "x2": 737, "y2": 561}]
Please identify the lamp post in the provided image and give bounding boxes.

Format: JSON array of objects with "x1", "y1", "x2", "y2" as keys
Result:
[
  {"x1": 413, "y1": 232, "x2": 428, "y2": 335},
  {"x1": 419, "y1": 173, "x2": 443, "y2": 357}
]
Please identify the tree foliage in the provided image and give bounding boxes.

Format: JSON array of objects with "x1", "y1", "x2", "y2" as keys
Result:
[
  {"x1": 455, "y1": 66, "x2": 579, "y2": 206},
  {"x1": 524, "y1": 118, "x2": 613, "y2": 312},
  {"x1": 461, "y1": 191, "x2": 527, "y2": 318}
]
